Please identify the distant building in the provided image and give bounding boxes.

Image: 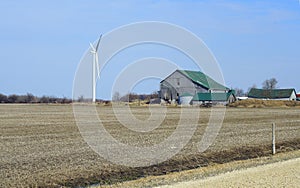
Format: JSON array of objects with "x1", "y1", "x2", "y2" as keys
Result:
[
  {"x1": 248, "y1": 88, "x2": 297, "y2": 101},
  {"x1": 160, "y1": 70, "x2": 235, "y2": 105},
  {"x1": 296, "y1": 93, "x2": 300, "y2": 101},
  {"x1": 237, "y1": 96, "x2": 249, "y2": 100}
]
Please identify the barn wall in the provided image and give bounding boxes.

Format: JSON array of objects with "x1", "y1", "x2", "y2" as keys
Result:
[
  {"x1": 228, "y1": 94, "x2": 236, "y2": 103},
  {"x1": 290, "y1": 91, "x2": 297, "y2": 100}
]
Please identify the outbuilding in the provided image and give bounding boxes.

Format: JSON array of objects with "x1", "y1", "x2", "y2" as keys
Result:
[
  {"x1": 192, "y1": 91, "x2": 236, "y2": 105},
  {"x1": 296, "y1": 93, "x2": 300, "y2": 101},
  {"x1": 248, "y1": 88, "x2": 297, "y2": 101}
]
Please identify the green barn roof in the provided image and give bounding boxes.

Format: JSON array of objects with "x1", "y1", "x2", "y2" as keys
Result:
[
  {"x1": 248, "y1": 88, "x2": 296, "y2": 99},
  {"x1": 178, "y1": 70, "x2": 228, "y2": 90},
  {"x1": 192, "y1": 92, "x2": 234, "y2": 101}
]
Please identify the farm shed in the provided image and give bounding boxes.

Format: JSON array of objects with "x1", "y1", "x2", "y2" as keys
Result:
[
  {"x1": 297, "y1": 93, "x2": 300, "y2": 101},
  {"x1": 248, "y1": 88, "x2": 297, "y2": 101},
  {"x1": 192, "y1": 91, "x2": 236, "y2": 105},
  {"x1": 160, "y1": 70, "x2": 235, "y2": 105}
]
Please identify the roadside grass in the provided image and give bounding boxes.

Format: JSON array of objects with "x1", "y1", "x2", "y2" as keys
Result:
[{"x1": 102, "y1": 150, "x2": 300, "y2": 188}]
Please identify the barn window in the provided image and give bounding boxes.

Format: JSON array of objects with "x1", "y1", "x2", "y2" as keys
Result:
[{"x1": 177, "y1": 78, "x2": 180, "y2": 86}]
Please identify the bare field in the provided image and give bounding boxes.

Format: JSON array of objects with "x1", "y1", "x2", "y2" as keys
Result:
[{"x1": 0, "y1": 104, "x2": 300, "y2": 187}]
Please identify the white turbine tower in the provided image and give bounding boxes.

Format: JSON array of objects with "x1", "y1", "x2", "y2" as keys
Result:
[{"x1": 90, "y1": 35, "x2": 102, "y2": 103}]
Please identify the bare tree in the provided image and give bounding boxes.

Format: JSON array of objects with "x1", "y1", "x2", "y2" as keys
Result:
[
  {"x1": 77, "y1": 95, "x2": 85, "y2": 102},
  {"x1": 40, "y1": 96, "x2": 50, "y2": 103},
  {"x1": 25, "y1": 93, "x2": 35, "y2": 103},
  {"x1": 269, "y1": 78, "x2": 278, "y2": 89},
  {"x1": 262, "y1": 78, "x2": 278, "y2": 89},
  {"x1": 0, "y1": 93, "x2": 8, "y2": 103},
  {"x1": 112, "y1": 92, "x2": 121, "y2": 102},
  {"x1": 7, "y1": 94, "x2": 18, "y2": 103},
  {"x1": 234, "y1": 88, "x2": 245, "y2": 97}
]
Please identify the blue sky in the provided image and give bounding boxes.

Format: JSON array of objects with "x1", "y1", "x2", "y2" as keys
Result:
[{"x1": 1, "y1": 0, "x2": 300, "y2": 99}]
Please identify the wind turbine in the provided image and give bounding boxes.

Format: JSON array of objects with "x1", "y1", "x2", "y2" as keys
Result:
[{"x1": 90, "y1": 35, "x2": 102, "y2": 103}]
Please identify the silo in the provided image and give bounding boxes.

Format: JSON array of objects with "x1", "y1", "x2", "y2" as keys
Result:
[{"x1": 179, "y1": 93, "x2": 193, "y2": 105}]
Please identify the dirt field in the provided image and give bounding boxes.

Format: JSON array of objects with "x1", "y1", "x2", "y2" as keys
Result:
[{"x1": 0, "y1": 104, "x2": 300, "y2": 187}]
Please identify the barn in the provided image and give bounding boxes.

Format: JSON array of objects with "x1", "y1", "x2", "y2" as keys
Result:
[
  {"x1": 248, "y1": 88, "x2": 297, "y2": 101},
  {"x1": 160, "y1": 70, "x2": 235, "y2": 105}
]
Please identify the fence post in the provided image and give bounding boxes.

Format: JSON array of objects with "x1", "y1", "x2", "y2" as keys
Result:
[{"x1": 272, "y1": 123, "x2": 276, "y2": 155}]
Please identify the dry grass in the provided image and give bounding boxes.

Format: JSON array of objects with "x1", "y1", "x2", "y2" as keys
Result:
[
  {"x1": 229, "y1": 99, "x2": 300, "y2": 108},
  {"x1": 101, "y1": 150, "x2": 300, "y2": 188},
  {"x1": 0, "y1": 104, "x2": 299, "y2": 187},
  {"x1": 158, "y1": 154, "x2": 300, "y2": 188}
]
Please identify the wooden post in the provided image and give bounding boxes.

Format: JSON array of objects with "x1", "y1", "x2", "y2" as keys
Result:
[{"x1": 272, "y1": 123, "x2": 276, "y2": 155}]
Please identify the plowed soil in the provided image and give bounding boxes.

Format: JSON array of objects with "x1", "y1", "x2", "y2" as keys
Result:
[{"x1": 0, "y1": 104, "x2": 299, "y2": 187}]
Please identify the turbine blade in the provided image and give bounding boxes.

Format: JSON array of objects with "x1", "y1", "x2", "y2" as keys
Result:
[
  {"x1": 95, "y1": 34, "x2": 102, "y2": 52},
  {"x1": 89, "y1": 43, "x2": 95, "y2": 51}
]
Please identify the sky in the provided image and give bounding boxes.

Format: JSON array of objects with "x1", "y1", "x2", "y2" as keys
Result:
[{"x1": 1, "y1": 0, "x2": 300, "y2": 99}]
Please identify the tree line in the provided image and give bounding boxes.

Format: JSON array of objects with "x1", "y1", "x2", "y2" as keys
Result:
[
  {"x1": 0, "y1": 92, "x2": 159, "y2": 104},
  {"x1": 112, "y1": 91, "x2": 159, "y2": 102},
  {"x1": 0, "y1": 93, "x2": 72, "y2": 104}
]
